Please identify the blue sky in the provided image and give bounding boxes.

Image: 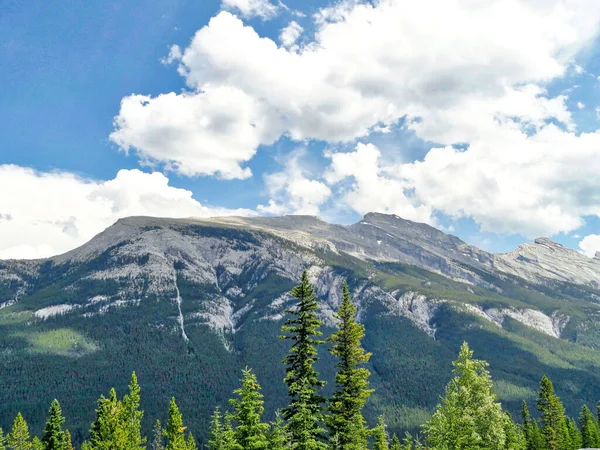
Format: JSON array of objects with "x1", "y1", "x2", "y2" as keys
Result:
[{"x1": 1, "y1": 0, "x2": 600, "y2": 259}]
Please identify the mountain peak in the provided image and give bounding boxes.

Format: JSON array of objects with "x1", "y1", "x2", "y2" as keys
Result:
[{"x1": 533, "y1": 237, "x2": 564, "y2": 248}]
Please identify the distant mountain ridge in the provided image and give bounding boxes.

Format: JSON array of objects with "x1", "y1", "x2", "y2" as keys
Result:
[{"x1": 1, "y1": 213, "x2": 600, "y2": 443}]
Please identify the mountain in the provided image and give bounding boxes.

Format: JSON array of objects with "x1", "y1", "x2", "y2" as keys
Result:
[{"x1": 1, "y1": 213, "x2": 600, "y2": 444}]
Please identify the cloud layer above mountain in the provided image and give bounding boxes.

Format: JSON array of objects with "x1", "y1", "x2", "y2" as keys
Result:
[
  {"x1": 0, "y1": 166, "x2": 253, "y2": 259},
  {"x1": 110, "y1": 0, "x2": 600, "y2": 242}
]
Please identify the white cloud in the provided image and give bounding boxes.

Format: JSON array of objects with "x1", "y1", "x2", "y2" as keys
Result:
[
  {"x1": 221, "y1": 0, "x2": 280, "y2": 20},
  {"x1": 578, "y1": 101, "x2": 585, "y2": 109},
  {"x1": 110, "y1": 86, "x2": 279, "y2": 179},
  {"x1": 279, "y1": 21, "x2": 303, "y2": 48},
  {"x1": 579, "y1": 234, "x2": 600, "y2": 258},
  {"x1": 0, "y1": 166, "x2": 254, "y2": 259},
  {"x1": 325, "y1": 143, "x2": 434, "y2": 224},
  {"x1": 258, "y1": 151, "x2": 331, "y2": 216},
  {"x1": 111, "y1": 0, "x2": 600, "y2": 235}
]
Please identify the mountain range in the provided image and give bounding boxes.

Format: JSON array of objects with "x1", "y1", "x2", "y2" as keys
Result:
[{"x1": 1, "y1": 213, "x2": 600, "y2": 444}]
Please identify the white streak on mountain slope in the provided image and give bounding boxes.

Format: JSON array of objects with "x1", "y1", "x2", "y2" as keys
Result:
[{"x1": 173, "y1": 273, "x2": 189, "y2": 343}]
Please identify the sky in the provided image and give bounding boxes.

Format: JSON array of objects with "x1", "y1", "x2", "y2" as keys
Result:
[{"x1": 1, "y1": 0, "x2": 600, "y2": 260}]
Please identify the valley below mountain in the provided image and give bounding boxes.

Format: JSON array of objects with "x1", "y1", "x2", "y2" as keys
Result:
[{"x1": 1, "y1": 213, "x2": 600, "y2": 443}]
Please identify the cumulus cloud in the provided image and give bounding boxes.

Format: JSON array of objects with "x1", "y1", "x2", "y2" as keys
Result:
[
  {"x1": 0, "y1": 166, "x2": 253, "y2": 259},
  {"x1": 258, "y1": 151, "x2": 331, "y2": 216},
  {"x1": 221, "y1": 0, "x2": 280, "y2": 20},
  {"x1": 279, "y1": 21, "x2": 303, "y2": 48},
  {"x1": 579, "y1": 235, "x2": 600, "y2": 258},
  {"x1": 111, "y1": 0, "x2": 600, "y2": 235},
  {"x1": 325, "y1": 143, "x2": 434, "y2": 224}
]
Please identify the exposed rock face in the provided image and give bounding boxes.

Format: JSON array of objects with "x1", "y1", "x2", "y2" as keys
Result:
[
  {"x1": 494, "y1": 237, "x2": 600, "y2": 289},
  {"x1": 0, "y1": 213, "x2": 596, "y2": 346}
]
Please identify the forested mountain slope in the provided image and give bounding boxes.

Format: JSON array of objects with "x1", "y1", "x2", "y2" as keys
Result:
[{"x1": 1, "y1": 213, "x2": 600, "y2": 443}]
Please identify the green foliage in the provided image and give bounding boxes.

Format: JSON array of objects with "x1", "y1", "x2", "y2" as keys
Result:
[
  {"x1": 164, "y1": 398, "x2": 189, "y2": 450},
  {"x1": 371, "y1": 416, "x2": 389, "y2": 450},
  {"x1": 87, "y1": 389, "x2": 127, "y2": 450},
  {"x1": 63, "y1": 432, "x2": 74, "y2": 450},
  {"x1": 42, "y1": 400, "x2": 66, "y2": 450},
  {"x1": 151, "y1": 421, "x2": 163, "y2": 450},
  {"x1": 280, "y1": 271, "x2": 326, "y2": 449},
  {"x1": 229, "y1": 369, "x2": 269, "y2": 450},
  {"x1": 8, "y1": 413, "x2": 31, "y2": 450},
  {"x1": 327, "y1": 283, "x2": 373, "y2": 449},
  {"x1": 537, "y1": 376, "x2": 569, "y2": 450},
  {"x1": 122, "y1": 373, "x2": 146, "y2": 450},
  {"x1": 423, "y1": 342, "x2": 523, "y2": 450},
  {"x1": 580, "y1": 404, "x2": 600, "y2": 448},
  {"x1": 521, "y1": 402, "x2": 544, "y2": 450},
  {"x1": 0, "y1": 428, "x2": 6, "y2": 450},
  {"x1": 31, "y1": 438, "x2": 43, "y2": 450},
  {"x1": 267, "y1": 412, "x2": 288, "y2": 450}
]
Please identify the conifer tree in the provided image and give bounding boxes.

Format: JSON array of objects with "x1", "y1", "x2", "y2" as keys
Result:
[
  {"x1": 221, "y1": 414, "x2": 242, "y2": 450},
  {"x1": 7, "y1": 413, "x2": 31, "y2": 450},
  {"x1": 186, "y1": 434, "x2": 197, "y2": 450},
  {"x1": 42, "y1": 399, "x2": 66, "y2": 450},
  {"x1": 537, "y1": 376, "x2": 569, "y2": 450},
  {"x1": 267, "y1": 413, "x2": 288, "y2": 450},
  {"x1": 401, "y1": 434, "x2": 414, "y2": 450},
  {"x1": 566, "y1": 417, "x2": 581, "y2": 450},
  {"x1": 31, "y1": 439, "x2": 43, "y2": 450},
  {"x1": 164, "y1": 398, "x2": 188, "y2": 450},
  {"x1": 207, "y1": 409, "x2": 224, "y2": 450},
  {"x1": 87, "y1": 388, "x2": 127, "y2": 450},
  {"x1": 122, "y1": 373, "x2": 146, "y2": 450},
  {"x1": 327, "y1": 282, "x2": 373, "y2": 450},
  {"x1": 580, "y1": 404, "x2": 600, "y2": 449},
  {"x1": 390, "y1": 435, "x2": 401, "y2": 450},
  {"x1": 280, "y1": 271, "x2": 326, "y2": 449},
  {"x1": 63, "y1": 432, "x2": 73, "y2": 450},
  {"x1": 229, "y1": 369, "x2": 269, "y2": 450},
  {"x1": 372, "y1": 417, "x2": 389, "y2": 450},
  {"x1": 152, "y1": 420, "x2": 164, "y2": 450},
  {"x1": 521, "y1": 401, "x2": 544, "y2": 450},
  {"x1": 423, "y1": 342, "x2": 520, "y2": 450},
  {"x1": 0, "y1": 428, "x2": 6, "y2": 450}
]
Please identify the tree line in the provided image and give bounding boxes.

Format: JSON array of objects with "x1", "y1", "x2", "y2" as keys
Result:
[{"x1": 2, "y1": 271, "x2": 600, "y2": 450}]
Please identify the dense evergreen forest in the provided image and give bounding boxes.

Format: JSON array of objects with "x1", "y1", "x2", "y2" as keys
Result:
[{"x1": 2, "y1": 272, "x2": 600, "y2": 450}]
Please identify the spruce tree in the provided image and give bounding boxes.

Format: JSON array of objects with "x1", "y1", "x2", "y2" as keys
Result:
[
  {"x1": 122, "y1": 373, "x2": 146, "y2": 450},
  {"x1": 7, "y1": 413, "x2": 31, "y2": 450},
  {"x1": 537, "y1": 376, "x2": 569, "y2": 450},
  {"x1": 42, "y1": 399, "x2": 66, "y2": 450},
  {"x1": 152, "y1": 420, "x2": 164, "y2": 450},
  {"x1": 390, "y1": 435, "x2": 401, "y2": 450},
  {"x1": 372, "y1": 417, "x2": 389, "y2": 450},
  {"x1": 164, "y1": 398, "x2": 188, "y2": 450},
  {"x1": 229, "y1": 368, "x2": 269, "y2": 450},
  {"x1": 267, "y1": 413, "x2": 288, "y2": 450},
  {"x1": 88, "y1": 388, "x2": 127, "y2": 450},
  {"x1": 522, "y1": 401, "x2": 544, "y2": 450},
  {"x1": 0, "y1": 428, "x2": 6, "y2": 450},
  {"x1": 566, "y1": 417, "x2": 581, "y2": 450},
  {"x1": 580, "y1": 404, "x2": 600, "y2": 448},
  {"x1": 186, "y1": 434, "x2": 197, "y2": 450},
  {"x1": 207, "y1": 409, "x2": 224, "y2": 450},
  {"x1": 327, "y1": 282, "x2": 373, "y2": 450},
  {"x1": 423, "y1": 342, "x2": 519, "y2": 450},
  {"x1": 221, "y1": 414, "x2": 242, "y2": 450},
  {"x1": 31, "y1": 439, "x2": 43, "y2": 450},
  {"x1": 63, "y1": 432, "x2": 73, "y2": 450},
  {"x1": 280, "y1": 271, "x2": 326, "y2": 449}
]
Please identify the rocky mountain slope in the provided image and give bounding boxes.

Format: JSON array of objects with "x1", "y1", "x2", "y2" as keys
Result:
[{"x1": 1, "y1": 213, "x2": 600, "y2": 443}]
